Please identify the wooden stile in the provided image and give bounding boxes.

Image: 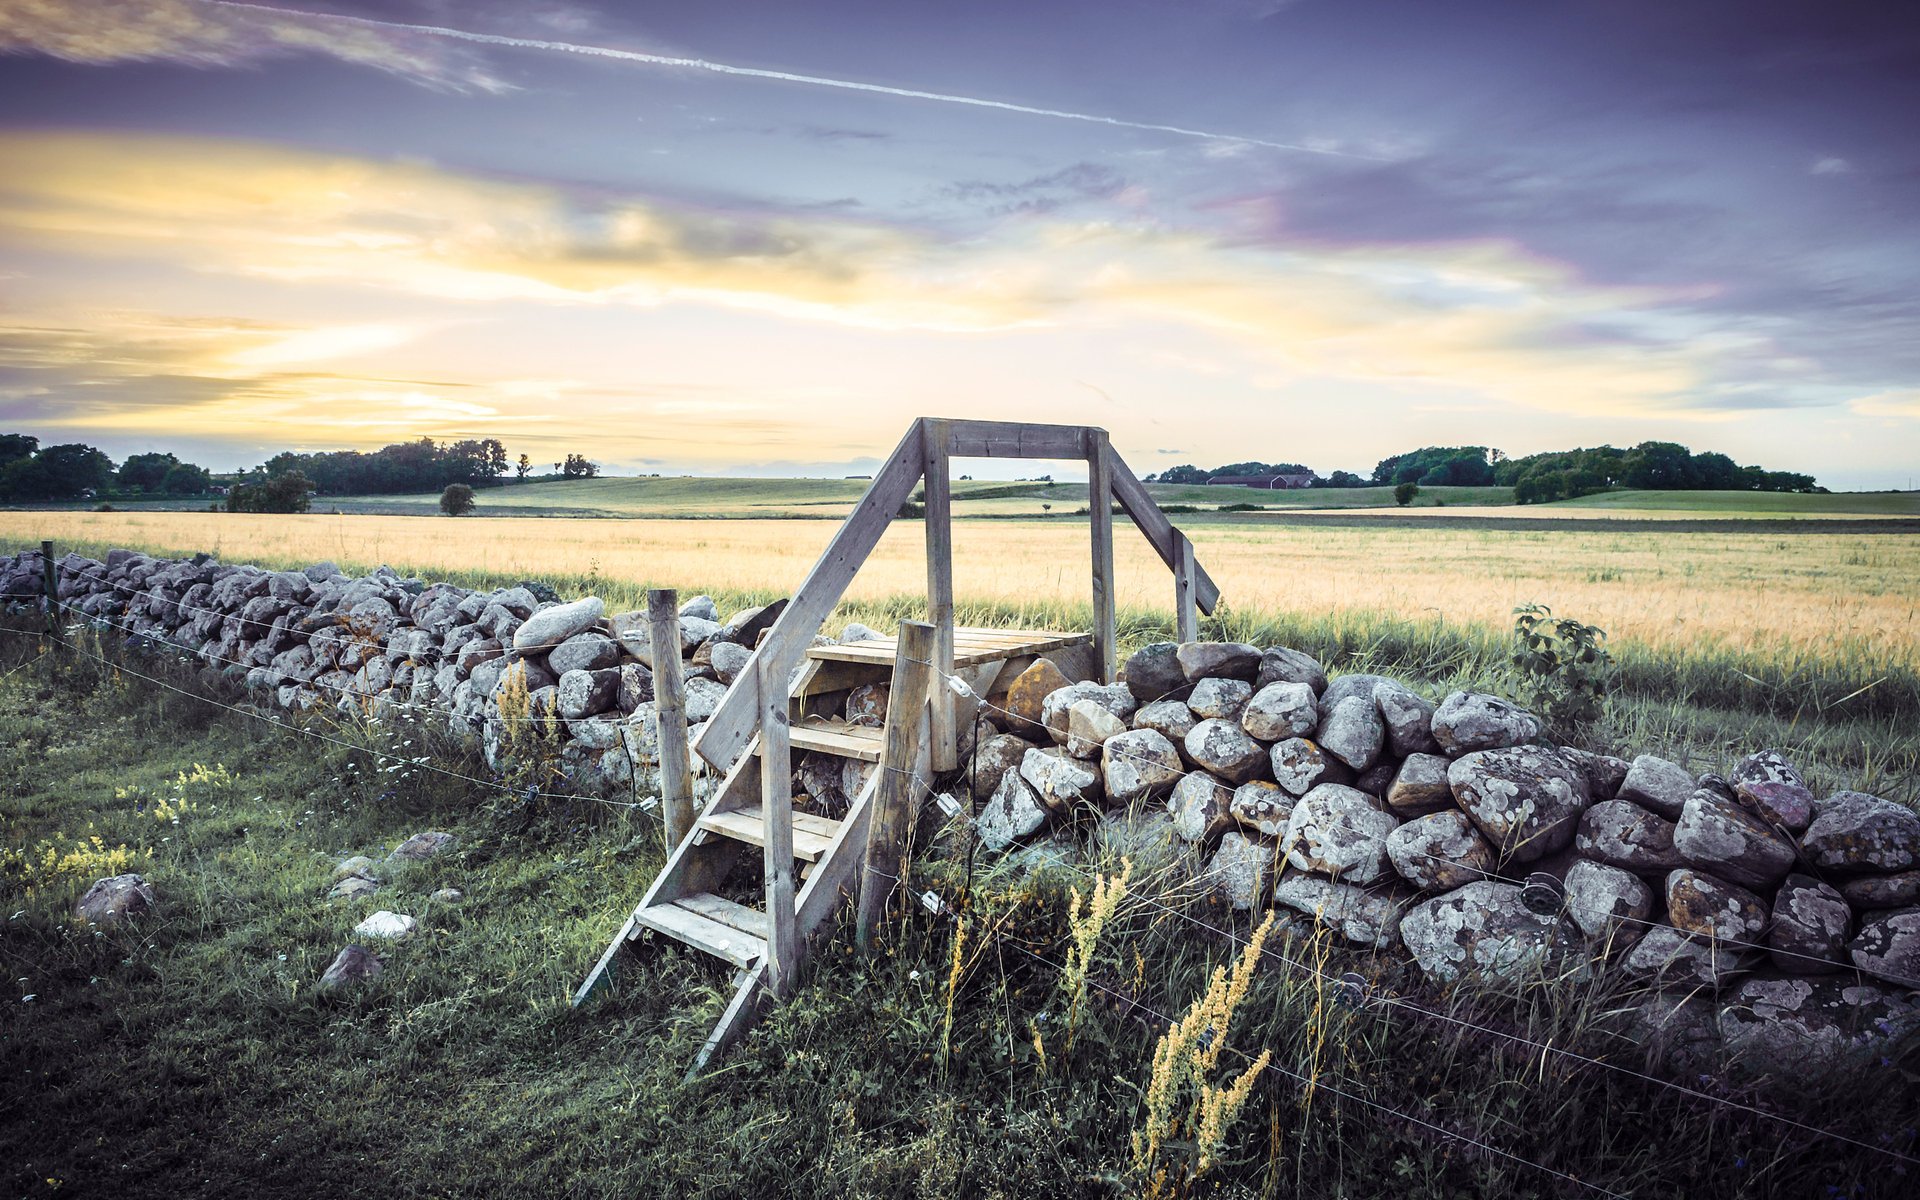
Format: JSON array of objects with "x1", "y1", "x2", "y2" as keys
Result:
[
  {"x1": 648, "y1": 588, "x2": 696, "y2": 850},
  {"x1": 921, "y1": 418, "x2": 957, "y2": 771},
  {"x1": 1174, "y1": 530, "x2": 1199, "y2": 643},
  {"x1": 857, "y1": 620, "x2": 934, "y2": 954},
  {"x1": 1086, "y1": 429, "x2": 1117, "y2": 683},
  {"x1": 757, "y1": 651, "x2": 797, "y2": 998}
]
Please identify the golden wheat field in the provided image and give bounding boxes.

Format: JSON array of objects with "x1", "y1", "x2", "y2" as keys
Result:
[{"x1": 5, "y1": 509, "x2": 1917, "y2": 670}]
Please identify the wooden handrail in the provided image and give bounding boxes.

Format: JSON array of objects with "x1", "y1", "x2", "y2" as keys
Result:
[{"x1": 1105, "y1": 446, "x2": 1221, "y2": 613}]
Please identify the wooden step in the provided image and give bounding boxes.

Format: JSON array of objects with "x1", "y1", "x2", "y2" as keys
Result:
[
  {"x1": 674, "y1": 892, "x2": 772, "y2": 940},
  {"x1": 786, "y1": 716, "x2": 885, "y2": 762},
  {"x1": 697, "y1": 809, "x2": 841, "y2": 861},
  {"x1": 631, "y1": 899, "x2": 768, "y2": 969}
]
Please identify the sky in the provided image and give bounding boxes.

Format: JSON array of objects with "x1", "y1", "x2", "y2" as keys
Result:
[{"x1": 0, "y1": 0, "x2": 1917, "y2": 487}]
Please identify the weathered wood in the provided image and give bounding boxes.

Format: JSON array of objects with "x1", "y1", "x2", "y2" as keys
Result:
[
  {"x1": 1174, "y1": 530, "x2": 1199, "y2": 643},
  {"x1": 806, "y1": 628, "x2": 1091, "y2": 668},
  {"x1": 1086, "y1": 429, "x2": 1117, "y2": 684},
  {"x1": 694, "y1": 421, "x2": 925, "y2": 770},
  {"x1": 922, "y1": 417, "x2": 957, "y2": 772},
  {"x1": 858, "y1": 620, "x2": 935, "y2": 954},
  {"x1": 788, "y1": 717, "x2": 885, "y2": 762},
  {"x1": 944, "y1": 418, "x2": 1091, "y2": 460},
  {"x1": 687, "y1": 962, "x2": 768, "y2": 1081},
  {"x1": 698, "y1": 809, "x2": 838, "y2": 861},
  {"x1": 632, "y1": 901, "x2": 767, "y2": 969},
  {"x1": 649, "y1": 588, "x2": 696, "y2": 851},
  {"x1": 1106, "y1": 446, "x2": 1221, "y2": 614},
  {"x1": 675, "y1": 892, "x2": 773, "y2": 940},
  {"x1": 41, "y1": 539, "x2": 56, "y2": 634},
  {"x1": 758, "y1": 652, "x2": 798, "y2": 999}
]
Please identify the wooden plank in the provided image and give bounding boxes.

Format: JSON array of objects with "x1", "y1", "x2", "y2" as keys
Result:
[
  {"x1": 944, "y1": 418, "x2": 1091, "y2": 460},
  {"x1": 758, "y1": 653, "x2": 798, "y2": 999},
  {"x1": 649, "y1": 588, "x2": 696, "y2": 851},
  {"x1": 789, "y1": 718, "x2": 884, "y2": 762},
  {"x1": 676, "y1": 892, "x2": 773, "y2": 940},
  {"x1": 806, "y1": 630, "x2": 1091, "y2": 668},
  {"x1": 1106, "y1": 444, "x2": 1221, "y2": 614},
  {"x1": 1174, "y1": 529, "x2": 1199, "y2": 643},
  {"x1": 923, "y1": 417, "x2": 957, "y2": 772},
  {"x1": 858, "y1": 620, "x2": 935, "y2": 954},
  {"x1": 631, "y1": 901, "x2": 767, "y2": 969},
  {"x1": 698, "y1": 810, "x2": 836, "y2": 861},
  {"x1": 793, "y1": 658, "x2": 890, "y2": 697},
  {"x1": 686, "y1": 962, "x2": 768, "y2": 1082},
  {"x1": 694, "y1": 421, "x2": 925, "y2": 771},
  {"x1": 1086, "y1": 428, "x2": 1116, "y2": 684}
]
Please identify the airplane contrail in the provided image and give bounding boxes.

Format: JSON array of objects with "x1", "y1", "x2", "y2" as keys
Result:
[{"x1": 207, "y1": 0, "x2": 1364, "y2": 159}]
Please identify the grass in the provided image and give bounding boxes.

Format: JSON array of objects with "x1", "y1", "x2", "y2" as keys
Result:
[{"x1": 3, "y1": 628, "x2": 1917, "y2": 1198}]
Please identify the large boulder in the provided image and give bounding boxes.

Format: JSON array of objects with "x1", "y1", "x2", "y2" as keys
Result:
[
  {"x1": 1229, "y1": 781, "x2": 1293, "y2": 837},
  {"x1": 1317, "y1": 696, "x2": 1385, "y2": 773},
  {"x1": 1168, "y1": 771, "x2": 1233, "y2": 844},
  {"x1": 1768, "y1": 874, "x2": 1851, "y2": 975},
  {"x1": 1120, "y1": 642, "x2": 1191, "y2": 703},
  {"x1": 1672, "y1": 791, "x2": 1795, "y2": 890},
  {"x1": 1240, "y1": 681, "x2": 1317, "y2": 742},
  {"x1": 1717, "y1": 975, "x2": 1920, "y2": 1080},
  {"x1": 511, "y1": 596, "x2": 605, "y2": 652},
  {"x1": 1019, "y1": 747, "x2": 1104, "y2": 812},
  {"x1": 1187, "y1": 677, "x2": 1252, "y2": 721},
  {"x1": 1176, "y1": 641, "x2": 1260, "y2": 683},
  {"x1": 1281, "y1": 784, "x2": 1397, "y2": 884},
  {"x1": 1270, "y1": 738, "x2": 1353, "y2": 797},
  {"x1": 72, "y1": 874, "x2": 155, "y2": 926},
  {"x1": 1270, "y1": 872, "x2": 1411, "y2": 949},
  {"x1": 1448, "y1": 745, "x2": 1590, "y2": 864},
  {"x1": 1001, "y1": 658, "x2": 1070, "y2": 738},
  {"x1": 1102, "y1": 729, "x2": 1185, "y2": 806},
  {"x1": 1575, "y1": 800, "x2": 1687, "y2": 873},
  {"x1": 1849, "y1": 907, "x2": 1920, "y2": 985},
  {"x1": 1801, "y1": 791, "x2": 1920, "y2": 875},
  {"x1": 1616, "y1": 754, "x2": 1696, "y2": 820},
  {"x1": 1386, "y1": 810, "x2": 1495, "y2": 892},
  {"x1": 1563, "y1": 860, "x2": 1653, "y2": 946},
  {"x1": 1665, "y1": 869, "x2": 1767, "y2": 943},
  {"x1": 1255, "y1": 645, "x2": 1327, "y2": 694},
  {"x1": 1400, "y1": 881, "x2": 1580, "y2": 985},
  {"x1": 977, "y1": 770, "x2": 1048, "y2": 851},
  {"x1": 1430, "y1": 691, "x2": 1541, "y2": 756},
  {"x1": 1184, "y1": 719, "x2": 1268, "y2": 784}
]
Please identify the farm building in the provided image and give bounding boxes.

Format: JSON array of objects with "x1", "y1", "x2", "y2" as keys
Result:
[{"x1": 1206, "y1": 472, "x2": 1316, "y2": 489}]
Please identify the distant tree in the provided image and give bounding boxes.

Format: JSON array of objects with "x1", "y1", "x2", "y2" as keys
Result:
[
  {"x1": 439, "y1": 483, "x2": 476, "y2": 516},
  {"x1": 0, "y1": 442, "x2": 116, "y2": 501},
  {"x1": 1394, "y1": 482, "x2": 1420, "y2": 506},
  {"x1": 118, "y1": 451, "x2": 179, "y2": 492},
  {"x1": 0, "y1": 433, "x2": 38, "y2": 467},
  {"x1": 160, "y1": 463, "x2": 213, "y2": 495},
  {"x1": 562, "y1": 453, "x2": 599, "y2": 479},
  {"x1": 1317, "y1": 470, "x2": 1366, "y2": 489},
  {"x1": 227, "y1": 470, "x2": 313, "y2": 514},
  {"x1": 516, "y1": 453, "x2": 532, "y2": 481},
  {"x1": 482, "y1": 438, "x2": 509, "y2": 478}
]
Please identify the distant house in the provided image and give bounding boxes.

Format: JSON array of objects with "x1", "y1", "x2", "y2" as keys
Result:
[{"x1": 1206, "y1": 473, "x2": 1316, "y2": 490}]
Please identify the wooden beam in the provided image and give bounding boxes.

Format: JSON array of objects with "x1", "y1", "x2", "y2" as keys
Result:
[
  {"x1": 1173, "y1": 530, "x2": 1199, "y2": 643},
  {"x1": 1086, "y1": 429, "x2": 1117, "y2": 684},
  {"x1": 1105, "y1": 445, "x2": 1220, "y2": 614},
  {"x1": 857, "y1": 620, "x2": 935, "y2": 954},
  {"x1": 944, "y1": 418, "x2": 1091, "y2": 461},
  {"x1": 758, "y1": 652, "x2": 797, "y2": 999},
  {"x1": 695, "y1": 422, "x2": 926, "y2": 770},
  {"x1": 921, "y1": 418, "x2": 957, "y2": 772},
  {"x1": 648, "y1": 588, "x2": 696, "y2": 851}
]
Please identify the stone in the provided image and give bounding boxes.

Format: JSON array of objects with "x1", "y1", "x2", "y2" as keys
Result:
[
  {"x1": 1317, "y1": 695, "x2": 1385, "y2": 772},
  {"x1": 1563, "y1": 860, "x2": 1653, "y2": 945},
  {"x1": 1694, "y1": 772, "x2": 1738, "y2": 804},
  {"x1": 1120, "y1": 642, "x2": 1192, "y2": 703},
  {"x1": 1187, "y1": 676, "x2": 1252, "y2": 721},
  {"x1": 682, "y1": 677, "x2": 728, "y2": 723},
  {"x1": 1731, "y1": 748, "x2": 1807, "y2": 792},
  {"x1": 1575, "y1": 800, "x2": 1687, "y2": 873},
  {"x1": 1560, "y1": 748, "x2": 1630, "y2": 801},
  {"x1": 978, "y1": 769, "x2": 1048, "y2": 851},
  {"x1": 1204, "y1": 832, "x2": 1273, "y2": 911},
  {"x1": 456, "y1": 637, "x2": 504, "y2": 674},
  {"x1": 1003, "y1": 659, "x2": 1072, "y2": 737},
  {"x1": 1384, "y1": 753, "x2": 1454, "y2": 816},
  {"x1": 1801, "y1": 791, "x2": 1920, "y2": 875},
  {"x1": 1768, "y1": 874, "x2": 1851, "y2": 974},
  {"x1": 1269, "y1": 737, "x2": 1353, "y2": 797},
  {"x1": 1838, "y1": 870, "x2": 1920, "y2": 910},
  {"x1": 678, "y1": 594, "x2": 720, "y2": 623},
  {"x1": 431, "y1": 887, "x2": 465, "y2": 904},
  {"x1": 1617, "y1": 754, "x2": 1696, "y2": 820},
  {"x1": 1672, "y1": 791, "x2": 1795, "y2": 890},
  {"x1": 1717, "y1": 975, "x2": 1920, "y2": 1080},
  {"x1": 617, "y1": 663, "x2": 654, "y2": 711},
  {"x1": 1176, "y1": 641, "x2": 1260, "y2": 683},
  {"x1": 1168, "y1": 771, "x2": 1233, "y2": 844},
  {"x1": 548, "y1": 631, "x2": 620, "y2": 675},
  {"x1": 1399, "y1": 881, "x2": 1579, "y2": 985},
  {"x1": 970, "y1": 733, "x2": 1033, "y2": 803},
  {"x1": 1430, "y1": 691, "x2": 1541, "y2": 756},
  {"x1": 1282, "y1": 783, "x2": 1397, "y2": 884},
  {"x1": 1019, "y1": 746, "x2": 1104, "y2": 812},
  {"x1": 327, "y1": 875, "x2": 380, "y2": 902},
  {"x1": 556, "y1": 667, "x2": 621, "y2": 719},
  {"x1": 1387, "y1": 810, "x2": 1495, "y2": 892},
  {"x1": 1240, "y1": 681, "x2": 1317, "y2": 742},
  {"x1": 1849, "y1": 907, "x2": 1920, "y2": 985},
  {"x1": 1101, "y1": 729, "x2": 1185, "y2": 806},
  {"x1": 1374, "y1": 682, "x2": 1439, "y2": 758},
  {"x1": 678, "y1": 615, "x2": 722, "y2": 651},
  {"x1": 389, "y1": 830, "x2": 454, "y2": 862},
  {"x1": 1665, "y1": 868, "x2": 1767, "y2": 943},
  {"x1": 838, "y1": 622, "x2": 886, "y2": 644},
  {"x1": 1351, "y1": 762, "x2": 1396, "y2": 799},
  {"x1": 1041, "y1": 681, "x2": 1136, "y2": 746},
  {"x1": 708, "y1": 640, "x2": 753, "y2": 685},
  {"x1": 1448, "y1": 744, "x2": 1590, "y2": 865},
  {"x1": 1183, "y1": 718, "x2": 1268, "y2": 784},
  {"x1": 71, "y1": 874, "x2": 155, "y2": 925},
  {"x1": 1733, "y1": 779, "x2": 1815, "y2": 833},
  {"x1": 353, "y1": 910, "x2": 418, "y2": 940},
  {"x1": 1229, "y1": 781, "x2": 1293, "y2": 837},
  {"x1": 846, "y1": 683, "x2": 890, "y2": 728},
  {"x1": 1270, "y1": 872, "x2": 1411, "y2": 949},
  {"x1": 1132, "y1": 699, "x2": 1196, "y2": 744},
  {"x1": 1621, "y1": 925, "x2": 1753, "y2": 989},
  {"x1": 511, "y1": 596, "x2": 605, "y2": 652},
  {"x1": 318, "y1": 945, "x2": 383, "y2": 991},
  {"x1": 333, "y1": 855, "x2": 377, "y2": 880},
  {"x1": 1066, "y1": 699, "x2": 1127, "y2": 758},
  {"x1": 1255, "y1": 645, "x2": 1328, "y2": 694}
]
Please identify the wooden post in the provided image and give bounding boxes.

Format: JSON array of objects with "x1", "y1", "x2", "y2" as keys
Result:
[
  {"x1": 758, "y1": 651, "x2": 797, "y2": 998},
  {"x1": 648, "y1": 589, "x2": 696, "y2": 851},
  {"x1": 1086, "y1": 431, "x2": 1117, "y2": 683},
  {"x1": 40, "y1": 539, "x2": 57, "y2": 635},
  {"x1": 921, "y1": 418, "x2": 956, "y2": 771},
  {"x1": 858, "y1": 619, "x2": 934, "y2": 955},
  {"x1": 1173, "y1": 530, "x2": 1199, "y2": 643}
]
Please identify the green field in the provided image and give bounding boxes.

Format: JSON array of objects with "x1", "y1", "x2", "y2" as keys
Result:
[{"x1": 1552, "y1": 488, "x2": 1920, "y2": 516}]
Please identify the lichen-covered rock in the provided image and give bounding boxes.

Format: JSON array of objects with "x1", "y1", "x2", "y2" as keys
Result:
[
  {"x1": 72, "y1": 874, "x2": 155, "y2": 926},
  {"x1": 1282, "y1": 783, "x2": 1398, "y2": 884},
  {"x1": 1132, "y1": 698, "x2": 1196, "y2": 744},
  {"x1": 1838, "y1": 870, "x2": 1920, "y2": 910},
  {"x1": 1270, "y1": 872, "x2": 1411, "y2": 948},
  {"x1": 1576, "y1": 799, "x2": 1687, "y2": 873},
  {"x1": 1448, "y1": 745, "x2": 1590, "y2": 865},
  {"x1": 682, "y1": 677, "x2": 728, "y2": 723},
  {"x1": 971, "y1": 733, "x2": 1033, "y2": 802},
  {"x1": 1384, "y1": 752, "x2": 1453, "y2": 817},
  {"x1": 1102, "y1": 728, "x2": 1185, "y2": 806},
  {"x1": 1255, "y1": 645, "x2": 1327, "y2": 695},
  {"x1": 1066, "y1": 699, "x2": 1127, "y2": 758},
  {"x1": 1374, "y1": 681, "x2": 1439, "y2": 758},
  {"x1": 978, "y1": 769, "x2": 1048, "y2": 851},
  {"x1": 548, "y1": 631, "x2": 620, "y2": 676},
  {"x1": 1621, "y1": 925, "x2": 1753, "y2": 989},
  {"x1": 1240, "y1": 681, "x2": 1317, "y2": 742},
  {"x1": 1430, "y1": 691, "x2": 1541, "y2": 757},
  {"x1": 556, "y1": 667, "x2": 621, "y2": 720},
  {"x1": 1002, "y1": 658, "x2": 1070, "y2": 738},
  {"x1": 1386, "y1": 810, "x2": 1495, "y2": 892},
  {"x1": 1768, "y1": 874, "x2": 1851, "y2": 974},
  {"x1": 1020, "y1": 746, "x2": 1104, "y2": 812},
  {"x1": 1350, "y1": 762, "x2": 1396, "y2": 800},
  {"x1": 1563, "y1": 859, "x2": 1653, "y2": 946},
  {"x1": 1849, "y1": 907, "x2": 1920, "y2": 985},
  {"x1": 1229, "y1": 781, "x2": 1293, "y2": 837},
  {"x1": 1187, "y1": 677, "x2": 1252, "y2": 721},
  {"x1": 389, "y1": 830, "x2": 455, "y2": 862},
  {"x1": 1184, "y1": 718, "x2": 1268, "y2": 784},
  {"x1": 1120, "y1": 642, "x2": 1191, "y2": 703},
  {"x1": 1318, "y1": 695, "x2": 1385, "y2": 773},
  {"x1": 1801, "y1": 791, "x2": 1920, "y2": 875},
  {"x1": 1176, "y1": 641, "x2": 1261, "y2": 683},
  {"x1": 1617, "y1": 754, "x2": 1696, "y2": 819},
  {"x1": 1731, "y1": 749, "x2": 1807, "y2": 792},
  {"x1": 1204, "y1": 832, "x2": 1273, "y2": 910},
  {"x1": 1718, "y1": 975, "x2": 1920, "y2": 1080},
  {"x1": 1400, "y1": 881, "x2": 1579, "y2": 985},
  {"x1": 1560, "y1": 748, "x2": 1630, "y2": 801},
  {"x1": 1169, "y1": 771, "x2": 1233, "y2": 844},
  {"x1": 1269, "y1": 737, "x2": 1353, "y2": 797},
  {"x1": 708, "y1": 640, "x2": 753, "y2": 686},
  {"x1": 1042, "y1": 681, "x2": 1136, "y2": 746},
  {"x1": 318, "y1": 945, "x2": 383, "y2": 992},
  {"x1": 511, "y1": 596, "x2": 605, "y2": 652},
  {"x1": 1665, "y1": 868, "x2": 1767, "y2": 943},
  {"x1": 1734, "y1": 779, "x2": 1814, "y2": 833},
  {"x1": 1672, "y1": 791, "x2": 1795, "y2": 890}
]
